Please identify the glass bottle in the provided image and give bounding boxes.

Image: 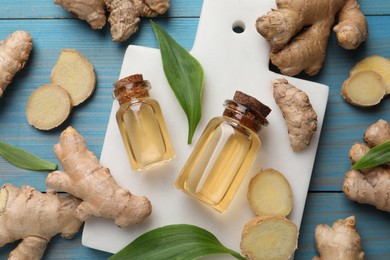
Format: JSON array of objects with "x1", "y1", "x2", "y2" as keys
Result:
[
  {"x1": 113, "y1": 74, "x2": 175, "y2": 171},
  {"x1": 175, "y1": 91, "x2": 271, "y2": 212}
]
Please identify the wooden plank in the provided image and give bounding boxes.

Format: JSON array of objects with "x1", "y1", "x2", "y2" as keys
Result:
[
  {"x1": 0, "y1": 0, "x2": 388, "y2": 19},
  {"x1": 1, "y1": 193, "x2": 388, "y2": 259},
  {"x1": 297, "y1": 193, "x2": 390, "y2": 259},
  {"x1": 0, "y1": 0, "x2": 203, "y2": 19}
]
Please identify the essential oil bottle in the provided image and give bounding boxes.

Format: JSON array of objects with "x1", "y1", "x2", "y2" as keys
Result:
[
  {"x1": 113, "y1": 74, "x2": 175, "y2": 171},
  {"x1": 175, "y1": 91, "x2": 271, "y2": 212}
]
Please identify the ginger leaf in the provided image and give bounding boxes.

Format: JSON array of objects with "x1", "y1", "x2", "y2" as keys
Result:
[
  {"x1": 151, "y1": 20, "x2": 204, "y2": 144},
  {"x1": 109, "y1": 224, "x2": 245, "y2": 260},
  {"x1": 0, "y1": 141, "x2": 57, "y2": 171},
  {"x1": 352, "y1": 140, "x2": 390, "y2": 169}
]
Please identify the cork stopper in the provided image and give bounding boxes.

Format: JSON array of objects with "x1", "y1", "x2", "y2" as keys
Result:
[
  {"x1": 223, "y1": 91, "x2": 271, "y2": 132},
  {"x1": 113, "y1": 74, "x2": 151, "y2": 105}
]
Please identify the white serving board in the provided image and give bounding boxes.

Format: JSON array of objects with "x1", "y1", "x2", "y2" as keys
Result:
[{"x1": 82, "y1": 0, "x2": 329, "y2": 256}]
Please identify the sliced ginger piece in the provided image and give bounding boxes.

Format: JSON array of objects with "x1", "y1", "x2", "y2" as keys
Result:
[
  {"x1": 240, "y1": 216, "x2": 298, "y2": 260},
  {"x1": 51, "y1": 49, "x2": 96, "y2": 106},
  {"x1": 350, "y1": 55, "x2": 390, "y2": 94},
  {"x1": 248, "y1": 168, "x2": 293, "y2": 217},
  {"x1": 26, "y1": 84, "x2": 72, "y2": 130},
  {"x1": 341, "y1": 70, "x2": 386, "y2": 107}
]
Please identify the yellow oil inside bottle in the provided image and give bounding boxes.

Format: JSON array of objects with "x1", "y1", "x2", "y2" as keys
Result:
[
  {"x1": 116, "y1": 98, "x2": 175, "y2": 170},
  {"x1": 176, "y1": 117, "x2": 261, "y2": 212}
]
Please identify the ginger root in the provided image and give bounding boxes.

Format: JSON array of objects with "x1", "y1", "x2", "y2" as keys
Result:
[
  {"x1": 256, "y1": 0, "x2": 368, "y2": 76},
  {"x1": 343, "y1": 119, "x2": 390, "y2": 213},
  {"x1": 247, "y1": 168, "x2": 293, "y2": 217},
  {"x1": 26, "y1": 84, "x2": 72, "y2": 130},
  {"x1": 56, "y1": 0, "x2": 170, "y2": 42},
  {"x1": 0, "y1": 184, "x2": 82, "y2": 260},
  {"x1": 273, "y1": 78, "x2": 317, "y2": 152},
  {"x1": 0, "y1": 31, "x2": 33, "y2": 97},
  {"x1": 46, "y1": 126, "x2": 152, "y2": 227},
  {"x1": 54, "y1": 0, "x2": 106, "y2": 29},
  {"x1": 313, "y1": 216, "x2": 365, "y2": 260},
  {"x1": 341, "y1": 70, "x2": 386, "y2": 107}
]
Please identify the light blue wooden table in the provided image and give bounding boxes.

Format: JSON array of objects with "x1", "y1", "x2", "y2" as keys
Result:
[{"x1": 1, "y1": 1, "x2": 389, "y2": 259}]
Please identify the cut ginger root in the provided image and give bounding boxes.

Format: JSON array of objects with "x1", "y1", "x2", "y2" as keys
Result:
[
  {"x1": 27, "y1": 49, "x2": 96, "y2": 130},
  {"x1": 313, "y1": 216, "x2": 365, "y2": 260},
  {"x1": 350, "y1": 55, "x2": 390, "y2": 94},
  {"x1": 343, "y1": 119, "x2": 390, "y2": 213},
  {"x1": 241, "y1": 168, "x2": 298, "y2": 260},
  {"x1": 46, "y1": 126, "x2": 152, "y2": 227},
  {"x1": 273, "y1": 78, "x2": 318, "y2": 152},
  {"x1": 0, "y1": 30, "x2": 33, "y2": 97},
  {"x1": 51, "y1": 49, "x2": 96, "y2": 106},
  {"x1": 26, "y1": 84, "x2": 72, "y2": 130},
  {"x1": 247, "y1": 168, "x2": 293, "y2": 217},
  {"x1": 341, "y1": 70, "x2": 386, "y2": 107},
  {"x1": 0, "y1": 183, "x2": 82, "y2": 260},
  {"x1": 240, "y1": 216, "x2": 298, "y2": 260},
  {"x1": 256, "y1": 0, "x2": 368, "y2": 76}
]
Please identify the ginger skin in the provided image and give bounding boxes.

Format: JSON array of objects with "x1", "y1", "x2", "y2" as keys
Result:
[
  {"x1": 56, "y1": 0, "x2": 170, "y2": 42},
  {"x1": 105, "y1": 0, "x2": 170, "y2": 42},
  {"x1": 0, "y1": 184, "x2": 82, "y2": 260},
  {"x1": 273, "y1": 78, "x2": 317, "y2": 152},
  {"x1": 54, "y1": 0, "x2": 107, "y2": 29},
  {"x1": 343, "y1": 119, "x2": 390, "y2": 213},
  {"x1": 0, "y1": 31, "x2": 33, "y2": 97},
  {"x1": 257, "y1": 0, "x2": 368, "y2": 76},
  {"x1": 313, "y1": 216, "x2": 364, "y2": 260},
  {"x1": 46, "y1": 126, "x2": 152, "y2": 227}
]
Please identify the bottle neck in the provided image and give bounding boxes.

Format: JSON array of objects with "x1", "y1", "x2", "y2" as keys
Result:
[
  {"x1": 113, "y1": 75, "x2": 151, "y2": 105},
  {"x1": 223, "y1": 98, "x2": 269, "y2": 132}
]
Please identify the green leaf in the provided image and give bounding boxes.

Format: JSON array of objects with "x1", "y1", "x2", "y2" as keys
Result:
[
  {"x1": 0, "y1": 141, "x2": 57, "y2": 171},
  {"x1": 352, "y1": 139, "x2": 390, "y2": 170},
  {"x1": 109, "y1": 224, "x2": 245, "y2": 260},
  {"x1": 151, "y1": 20, "x2": 204, "y2": 144}
]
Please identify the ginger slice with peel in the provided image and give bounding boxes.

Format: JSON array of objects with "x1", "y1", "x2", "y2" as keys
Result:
[
  {"x1": 248, "y1": 168, "x2": 293, "y2": 217},
  {"x1": 26, "y1": 84, "x2": 72, "y2": 130},
  {"x1": 241, "y1": 168, "x2": 297, "y2": 259},
  {"x1": 350, "y1": 55, "x2": 390, "y2": 94},
  {"x1": 240, "y1": 216, "x2": 298, "y2": 260},
  {"x1": 51, "y1": 49, "x2": 96, "y2": 106},
  {"x1": 341, "y1": 70, "x2": 386, "y2": 107}
]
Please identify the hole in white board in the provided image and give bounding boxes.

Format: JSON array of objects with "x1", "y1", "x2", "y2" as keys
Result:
[{"x1": 232, "y1": 20, "x2": 245, "y2": 34}]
